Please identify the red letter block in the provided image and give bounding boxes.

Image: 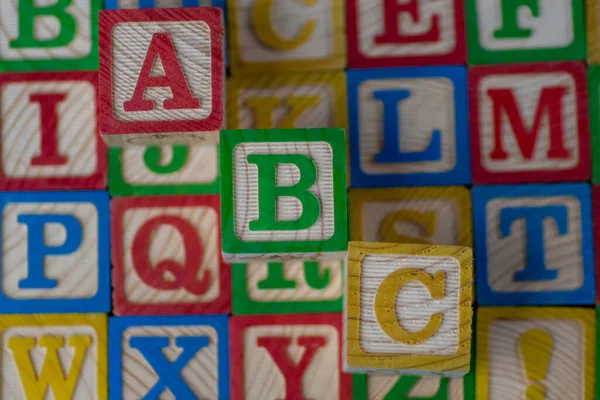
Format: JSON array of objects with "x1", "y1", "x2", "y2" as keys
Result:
[
  {"x1": 346, "y1": 0, "x2": 465, "y2": 68},
  {"x1": 99, "y1": 8, "x2": 224, "y2": 146},
  {"x1": 469, "y1": 62, "x2": 590, "y2": 184},
  {"x1": 230, "y1": 313, "x2": 352, "y2": 400},
  {"x1": 111, "y1": 195, "x2": 230, "y2": 315}
]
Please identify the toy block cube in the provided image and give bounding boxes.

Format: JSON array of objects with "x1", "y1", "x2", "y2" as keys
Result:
[
  {"x1": 98, "y1": 8, "x2": 224, "y2": 146},
  {"x1": 592, "y1": 186, "x2": 600, "y2": 303},
  {"x1": 465, "y1": 0, "x2": 586, "y2": 65},
  {"x1": 105, "y1": 0, "x2": 224, "y2": 9},
  {"x1": 345, "y1": 242, "x2": 473, "y2": 376},
  {"x1": 349, "y1": 187, "x2": 472, "y2": 247},
  {"x1": 0, "y1": 191, "x2": 109, "y2": 313},
  {"x1": 1, "y1": 313, "x2": 107, "y2": 399},
  {"x1": 111, "y1": 195, "x2": 230, "y2": 315},
  {"x1": 108, "y1": 144, "x2": 219, "y2": 196},
  {"x1": 220, "y1": 128, "x2": 347, "y2": 262},
  {"x1": 0, "y1": 72, "x2": 106, "y2": 190},
  {"x1": 588, "y1": 66, "x2": 600, "y2": 183},
  {"x1": 469, "y1": 62, "x2": 590, "y2": 184},
  {"x1": 346, "y1": 0, "x2": 466, "y2": 68},
  {"x1": 231, "y1": 259, "x2": 343, "y2": 315},
  {"x1": 109, "y1": 315, "x2": 229, "y2": 400},
  {"x1": 227, "y1": 72, "x2": 347, "y2": 129},
  {"x1": 230, "y1": 313, "x2": 352, "y2": 399},
  {"x1": 347, "y1": 66, "x2": 469, "y2": 188},
  {"x1": 473, "y1": 184, "x2": 594, "y2": 306},
  {"x1": 227, "y1": 0, "x2": 345, "y2": 74},
  {"x1": 0, "y1": 0, "x2": 100, "y2": 72},
  {"x1": 588, "y1": 0, "x2": 600, "y2": 64},
  {"x1": 476, "y1": 307, "x2": 595, "y2": 400}
]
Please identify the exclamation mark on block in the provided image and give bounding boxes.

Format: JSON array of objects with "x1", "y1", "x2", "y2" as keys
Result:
[{"x1": 519, "y1": 329, "x2": 553, "y2": 400}]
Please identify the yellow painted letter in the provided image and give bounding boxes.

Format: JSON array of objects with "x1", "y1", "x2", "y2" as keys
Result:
[
  {"x1": 245, "y1": 96, "x2": 320, "y2": 128},
  {"x1": 251, "y1": 0, "x2": 317, "y2": 50},
  {"x1": 379, "y1": 210, "x2": 436, "y2": 244}
]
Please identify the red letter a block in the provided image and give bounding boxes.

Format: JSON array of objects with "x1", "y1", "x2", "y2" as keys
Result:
[
  {"x1": 469, "y1": 62, "x2": 590, "y2": 184},
  {"x1": 99, "y1": 8, "x2": 224, "y2": 146},
  {"x1": 111, "y1": 195, "x2": 230, "y2": 315},
  {"x1": 230, "y1": 313, "x2": 352, "y2": 400}
]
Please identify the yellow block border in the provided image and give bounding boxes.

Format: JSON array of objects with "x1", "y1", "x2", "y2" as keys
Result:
[
  {"x1": 587, "y1": 0, "x2": 600, "y2": 64},
  {"x1": 476, "y1": 307, "x2": 595, "y2": 400},
  {"x1": 346, "y1": 242, "x2": 473, "y2": 373}
]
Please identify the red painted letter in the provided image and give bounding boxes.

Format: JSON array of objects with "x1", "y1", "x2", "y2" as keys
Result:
[
  {"x1": 123, "y1": 33, "x2": 200, "y2": 112},
  {"x1": 29, "y1": 93, "x2": 68, "y2": 166},
  {"x1": 131, "y1": 215, "x2": 210, "y2": 295},
  {"x1": 488, "y1": 87, "x2": 570, "y2": 160},
  {"x1": 257, "y1": 336, "x2": 326, "y2": 400},
  {"x1": 375, "y1": 0, "x2": 440, "y2": 45}
]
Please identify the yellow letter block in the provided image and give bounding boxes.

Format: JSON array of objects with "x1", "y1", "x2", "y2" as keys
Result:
[
  {"x1": 349, "y1": 187, "x2": 472, "y2": 246},
  {"x1": 345, "y1": 242, "x2": 473, "y2": 376},
  {"x1": 0, "y1": 313, "x2": 107, "y2": 400},
  {"x1": 588, "y1": 0, "x2": 600, "y2": 64},
  {"x1": 476, "y1": 307, "x2": 595, "y2": 400},
  {"x1": 227, "y1": 0, "x2": 346, "y2": 73}
]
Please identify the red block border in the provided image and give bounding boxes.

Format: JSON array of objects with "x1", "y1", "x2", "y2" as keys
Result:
[{"x1": 111, "y1": 195, "x2": 230, "y2": 316}]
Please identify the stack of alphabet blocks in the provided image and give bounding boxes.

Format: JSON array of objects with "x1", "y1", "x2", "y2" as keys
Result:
[{"x1": 1, "y1": 0, "x2": 600, "y2": 399}]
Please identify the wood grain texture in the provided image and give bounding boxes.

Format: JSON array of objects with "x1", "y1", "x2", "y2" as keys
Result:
[
  {"x1": 0, "y1": 313, "x2": 107, "y2": 400},
  {"x1": 113, "y1": 0, "x2": 218, "y2": 7},
  {"x1": 349, "y1": 187, "x2": 472, "y2": 247},
  {"x1": 587, "y1": 0, "x2": 600, "y2": 64},
  {"x1": 98, "y1": 8, "x2": 224, "y2": 145},
  {"x1": 229, "y1": 313, "x2": 352, "y2": 400},
  {"x1": 469, "y1": 62, "x2": 589, "y2": 184},
  {"x1": 476, "y1": 307, "x2": 595, "y2": 400},
  {"x1": 352, "y1": 373, "x2": 470, "y2": 400},
  {"x1": 345, "y1": 242, "x2": 473, "y2": 376},
  {"x1": 227, "y1": 0, "x2": 346, "y2": 74},
  {"x1": 111, "y1": 195, "x2": 230, "y2": 316}
]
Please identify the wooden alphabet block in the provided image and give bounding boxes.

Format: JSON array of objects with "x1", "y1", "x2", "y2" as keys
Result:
[
  {"x1": 105, "y1": 0, "x2": 224, "y2": 9},
  {"x1": 465, "y1": 0, "x2": 586, "y2": 65},
  {"x1": 220, "y1": 128, "x2": 347, "y2": 262},
  {"x1": 347, "y1": 66, "x2": 469, "y2": 188},
  {"x1": 231, "y1": 260, "x2": 343, "y2": 315},
  {"x1": 1, "y1": 313, "x2": 107, "y2": 399},
  {"x1": 0, "y1": 0, "x2": 100, "y2": 72},
  {"x1": 0, "y1": 191, "x2": 109, "y2": 313},
  {"x1": 469, "y1": 62, "x2": 590, "y2": 184},
  {"x1": 230, "y1": 313, "x2": 352, "y2": 399},
  {"x1": 227, "y1": 72, "x2": 347, "y2": 129},
  {"x1": 587, "y1": 0, "x2": 600, "y2": 64},
  {"x1": 473, "y1": 184, "x2": 595, "y2": 306},
  {"x1": 592, "y1": 186, "x2": 600, "y2": 303},
  {"x1": 227, "y1": 0, "x2": 345, "y2": 74},
  {"x1": 349, "y1": 187, "x2": 472, "y2": 247},
  {"x1": 588, "y1": 66, "x2": 600, "y2": 183},
  {"x1": 476, "y1": 307, "x2": 595, "y2": 400},
  {"x1": 345, "y1": 242, "x2": 473, "y2": 376},
  {"x1": 98, "y1": 8, "x2": 224, "y2": 146},
  {"x1": 346, "y1": 0, "x2": 466, "y2": 68},
  {"x1": 109, "y1": 315, "x2": 229, "y2": 399},
  {"x1": 111, "y1": 195, "x2": 230, "y2": 316},
  {"x1": 0, "y1": 72, "x2": 106, "y2": 190}
]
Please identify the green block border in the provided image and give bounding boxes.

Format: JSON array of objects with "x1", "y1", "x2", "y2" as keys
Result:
[
  {"x1": 589, "y1": 66, "x2": 600, "y2": 183},
  {"x1": 107, "y1": 147, "x2": 219, "y2": 197},
  {"x1": 465, "y1": 0, "x2": 586, "y2": 65},
  {"x1": 0, "y1": 0, "x2": 100, "y2": 72},
  {"x1": 231, "y1": 263, "x2": 343, "y2": 315},
  {"x1": 219, "y1": 128, "x2": 348, "y2": 257}
]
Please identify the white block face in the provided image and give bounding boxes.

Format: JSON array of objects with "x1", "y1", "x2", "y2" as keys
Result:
[
  {"x1": 360, "y1": 199, "x2": 460, "y2": 244},
  {"x1": 478, "y1": 73, "x2": 579, "y2": 173},
  {"x1": 476, "y1": 0, "x2": 574, "y2": 50},
  {"x1": 485, "y1": 196, "x2": 584, "y2": 292},
  {"x1": 0, "y1": 81, "x2": 98, "y2": 179},
  {"x1": 122, "y1": 205, "x2": 221, "y2": 304},
  {"x1": 358, "y1": 255, "x2": 460, "y2": 355},
  {"x1": 0, "y1": 0, "x2": 92, "y2": 60},
  {"x1": 358, "y1": 78, "x2": 456, "y2": 175},
  {"x1": 243, "y1": 324, "x2": 340, "y2": 400},
  {"x1": 233, "y1": 0, "x2": 335, "y2": 62},
  {"x1": 111, "y1": 21, "x2": 213, "y2": 122},
  {"x1": 366, "y1": 375, "x2": 464, "y2": 400},
  {"x1": 2, "y1": 325, "x2": 98, "y2": 399},
  {"x1": 232, "y1": 142, "x2": 335, "y2": 242},
  {"x1": 357, "y1": 0, "x2": 457, "y2": 58},
  {"x1": 2, "y1": 202, "x2": 99, "y2": 299},
  {"x1": 121, "y1": 325, "x2": 219, "y2": 400},
  {"x1": 486, "y1": 318, "x2": 584, "y2": 399}
]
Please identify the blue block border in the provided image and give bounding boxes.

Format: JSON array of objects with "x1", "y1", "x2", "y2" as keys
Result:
[{"x1": 105, "y1": 0, "x2": 225, "y2": 8}]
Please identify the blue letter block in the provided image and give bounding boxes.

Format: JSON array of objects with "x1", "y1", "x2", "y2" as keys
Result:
[
  {"x1": 473, "y1": 183, "x2": 594, "y2": 305},
  {"x1": 347, "y1": 66, "x2": 469, "y2": 188}
]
